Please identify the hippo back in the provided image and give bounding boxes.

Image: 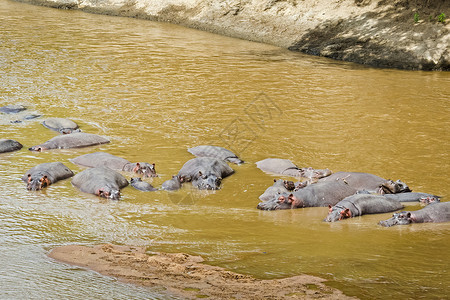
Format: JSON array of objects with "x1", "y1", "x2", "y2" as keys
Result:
[
  {"x1": 178, "y1": 157, "x2": 234, "y2": 179},
  {"x1": 22, "y1": 162, "x2": 74, "y2": 183},
  {"x1": 72, "y1": 167, "x2": 129, "y2": 194},
  {"x1": 188, "y1": 146, "x2": 243, "y2": 164},
  {"x1": 71, "y1": 152, "x2": 130, "y2": 170},
  {"x1": 0, "y1": 139, "x2": 23, "y2": 153},
  {"x1": 29, "y1": 132, "x2": 110, "y2": 151},
  {"x1": 319, "y1": 172, "x2": 386, "y2": 191}
]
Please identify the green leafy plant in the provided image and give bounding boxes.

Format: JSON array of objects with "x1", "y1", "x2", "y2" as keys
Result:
[
  {"x1": 414, "y1": 12, "x2": 420, "y2": 23},
  {"x1": 437, "y1": 13, "x2": 446, "y2": 23}
]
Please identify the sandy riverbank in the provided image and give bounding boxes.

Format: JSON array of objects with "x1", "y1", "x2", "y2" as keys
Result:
[
  {"x1": 48, "y1": 244, "x2": 356, "y2": 299},
  {"x1": 14, "y1": 0, "x2": 450, "y2": 70}
]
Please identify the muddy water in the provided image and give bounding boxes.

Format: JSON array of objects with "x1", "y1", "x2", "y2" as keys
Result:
[{"x1": 1, "y1": 0, "x2": 449, "y2": 299}]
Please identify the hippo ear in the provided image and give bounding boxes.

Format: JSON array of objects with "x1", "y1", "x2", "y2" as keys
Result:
[
  {"x1": 198, "y1": 171, "x2": 203, "y2": 176},
  {"x1": 328, "y1": 204, "x2": 333, "y2": 212},
  {"x1": 273, "y1": 179, "x2": 277, "y2": 182},
  {"x1": 27, "y1": 174, "x2": 31, "y2": 183},
  {"x1": 152, "y1": 163, "x2": 155, "y2": 168},
  {"x1": 406, "y1": 212, "x2": 411, "y2": 219}
]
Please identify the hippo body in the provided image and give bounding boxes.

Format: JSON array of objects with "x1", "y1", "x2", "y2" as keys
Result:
[
  {"x1": 130, "y1": 178, "x2": 157, "y2": 192},
  {"x1": 256, "y1": 158, "x2": 331, "y2": 179},
  {"x1": 178, "y1": 157, "x2": 234, "y2": 190},
  {"x1": 22, "y1": 162, "x2": 74, "y2": 190},
  {"x1": 161, "y1": 175, "x2": 184, "y2": 191},
  {"x1": 29, "y1": 132, "x2": 110, "y2": 151},
  {"x1": 379, "y1": 202, "x2": 450, "y2": 227},
  {"x1": 0, "y1": 139, "x2": 23, "y2": 153},
  {"x1": 72, "y1": 167, "x2": 129, "y2": 200},
  {"x1": 257, "y1": 180, "x2": 357, "y2": 210},
  {"x1": 324, "y1": 194, "x2": 404, "y2": 222},
  {"x1": 0, "y1": 104, "x2": 26, "y2": 114},
  {"x1": 384, "y1": 192, "x2": 440, "y2": 203},
  {"x1": 42, "y1": 118, "x2": 79, "y2": 134},
  {"x1": 71, "y1": 152, "x2": 157, "y2": 178},
  {"x1": 188, "y1": 145, "x2": 244, "y2": 165}
]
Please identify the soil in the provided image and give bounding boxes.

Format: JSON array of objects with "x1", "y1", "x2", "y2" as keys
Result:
[
  {"x1": 14, "y1": 0, "x2": 450, "y2": 70},
  {"x1": 48, "y1": 244, "x2": 356, "y2": 299}
]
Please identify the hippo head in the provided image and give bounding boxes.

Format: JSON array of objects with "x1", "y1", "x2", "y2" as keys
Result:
[
  {"x1": 419, "y1": 196, "x2": 440, "y2": 205},
  {"x1": 26, "y1": 174, "x2": 51, "y2": 191},
  {"x1": 28, "y1": 146, "x2": 47, "y2": 152},
  {"x1": 132, "y1": 162, "x2": 157, "y2": 178},
  {"x1": 378, "y1": 211, "x2": 412, "y2": 227},
  {"x1": 300, "y1": 167, "x2": 332, "y2": 180},
  {"x1": 95, "y1": 186, "x2": 120, "y2": 200},
  {"x1": 192, "y1": 171, "x2": 221, "y2": 190},
  {"x1": 59, "y1": 128, "x2": 81, "y2": 134},
  {"x1": 380, "y1": 180, "x2": 412, "y2": 194},
  {"x1": 257, "y1": 193, "x2": 304, "y2": 210},
  {"x1": 324, "y1": 205, "x2": 352, "y2": 222},
  {"x1": 284, "y1": 180, "x2": 295, "y2": 191}
]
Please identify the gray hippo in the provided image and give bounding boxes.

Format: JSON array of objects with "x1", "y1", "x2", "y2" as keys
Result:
[
  {"x1": 324, "y1": 194, "x2": 404, "y2": 222},
  {"x1": 188, "y1": 145, "x2": 244, "y2": 165},
  {"x1": 161, "y1": 175, "x2": 185, "y2": 191},
  {"x1": 71, "y1": 152, "x2": 157, "y2": 178},
  {"x1": 0, "y1": 139, "x2": 23, "y2": 153},
  {"x1": 72, "y1": 167, "x2": 129, "y2": 200},
  {"x1": 42, "y1": 118, "x2": 79, "y2": 134},
  {"x1": 256, "y1": 158, "x2": 331, "y2": 179},
  {"x1": 29, "y1": 132, "x2": 110, "y2": 151},
  {"x1": 257, "y1": 180, "x2": 357, "y2": 210},
  {"x1": 384, "y1": 192, "x2": 440, "y2": 203},
  {"x1": 177, "y1": 157, "x2": 234, "y2": 190},
  {"x1": 318, "y1": 172, "x2": 410, "y2": 193},
  {"x1": 379, "y1": 202, "x2": 450, "y2": 227},
  {"x1": 130, "y1": 178, "x2": 157, "y2": 192},
  {"x1": 22, "y1": 162, "x2": 74, "y2": 191},
  {"x1": 0, "y1": 104, "x2": 26, "y2": 114}
]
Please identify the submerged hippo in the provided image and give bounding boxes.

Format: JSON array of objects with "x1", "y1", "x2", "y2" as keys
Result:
[
  {"x1": 256, "y1": 158, "x2": 331, "y2": 179},
  {"x1": 0, "y1": 104, "x2": 26, "y2": 114},
  {"x1": 379, "y1": 202, "x2": 450, "y2": 227},
  {"x1": 178, "y1": 157, "x2": 234, "y2": 190},
  {"x1": 384, "y1": 192, "x2": 440, "y2": 203},
  {"x1": 71, "y1": 152, "x2": 157, "y2": 178},
  {"x1": 29, "y1": 132, "x2": 110, "y2": 151},
  {"x1": 0, "y1": 139, "x2": 23, "y2": 153},
  {"x1": 42, "y1": 118, "x2": 79, "y2": 134},
  {"x1": 257, "y1": 180, "x2": 357, "y2": 210},
  {"x1": 324, "y1": 194, "x2": 404, "y2": 222},
  {"x1": 130, "y1": 178, "x2": 157, "y2": 192},
  {"x1": 161, "y1": 175, "x2": 185, "y2": 191},
  {"x1": 188, "y1": 145, "x2": 244, "y2": 165},
  {"x1": 72, "y1": 167, "x2": 129, "y2": 200},
  {"x1": 22, "y1": 162, "x2": 74, "y2": 191}
]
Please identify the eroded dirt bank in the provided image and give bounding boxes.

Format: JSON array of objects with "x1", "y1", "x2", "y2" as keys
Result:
[
  {"x1": 14, "y1": 0, "x2": 450, "y2": 70},
  {"x1": 48, "y1": 244, "x2": 355, "y2": 299}
]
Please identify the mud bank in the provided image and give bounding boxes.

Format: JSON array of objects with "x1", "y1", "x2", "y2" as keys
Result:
[
  {"x1": 14, "y1": 0, "x2": 450, "y2": 70},
  {"x1": 48, "y1": 244, "x2": 355, "y2": 299}
]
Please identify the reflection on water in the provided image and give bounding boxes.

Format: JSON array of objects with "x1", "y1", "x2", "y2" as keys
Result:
[{"x1": 1, "y1": 0, "x2": 449, "y2": 299}]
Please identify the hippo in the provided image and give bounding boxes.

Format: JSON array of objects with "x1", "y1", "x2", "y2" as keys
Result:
[
  {"x1": 0, "y1": 104, "x2": 27, "y2": 114},
  {"x1": 324, "y1": 194, "x2": 404, "y2": 222},
  {"x1": 161, "y1": 175, "x2": 185, "y2": 191},
  {"x1": 0, "y1": 139, "x2": 23, "y2": 153},
  {"x1": 130, "y1": 178, "x2": 157, "y2": 192},
  {"x1": 22, "y1": 162, "x2": 74, "y2": 191},
  {"x1": 384, "y1": 192, "x2": 440, "y2": 203},
  {"x1": 188, "y1": 145, "x2": 244, "y2": 165},
  {"x1": 72, "y1": 167, "x2": 129, "y2": 200},
  {"x1": 257, "y1": 180, "x2": 357, "y2": 210},
  {"x1": 42, "y1": 118, "x2": 79, "y2": 134},
  {"x1": 318, "y1": 172, "x2": 410, "y2": 193},
  {"x1": 29, "y1": 132, "x2": 110, "y2": 151},
  {"x1": 256, "y1": 158, "x2": 331, "y2": 179},
  {"x1": 71, "y1": 152, "x2": 157, "y2": 178},
  {"x1": 177, "y1": 157, "x2": 234, "y2": 190},
  {"x1": 379, "y1": 202, "x2": 450, "y2": 227}
]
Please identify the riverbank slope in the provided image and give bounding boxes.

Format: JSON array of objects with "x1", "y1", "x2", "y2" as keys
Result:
[{"x1": 14, "y1": 0, "x2": 450, "y2": 70}]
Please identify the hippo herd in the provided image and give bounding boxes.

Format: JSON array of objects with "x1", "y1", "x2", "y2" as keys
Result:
[{"x1": 2, "y1": 106, "x2": 449, "y2": 228}]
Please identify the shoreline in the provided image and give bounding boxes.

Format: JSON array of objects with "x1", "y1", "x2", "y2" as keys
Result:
[
  {"x1": 13, "y1": 0, "x2": 450, "y2": 70},
  {"x1": 48, "y1": 244, "x2": 356, "y2": 299}
]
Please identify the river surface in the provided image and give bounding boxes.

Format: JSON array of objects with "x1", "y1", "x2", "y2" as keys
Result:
[{"x1": 1, "y1": 1, "x2": 449, "y2": 299}]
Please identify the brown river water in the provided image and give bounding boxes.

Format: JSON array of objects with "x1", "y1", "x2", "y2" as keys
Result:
[{"x1": 1, "y1": 0, "x2": 449, "y2": 299}]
